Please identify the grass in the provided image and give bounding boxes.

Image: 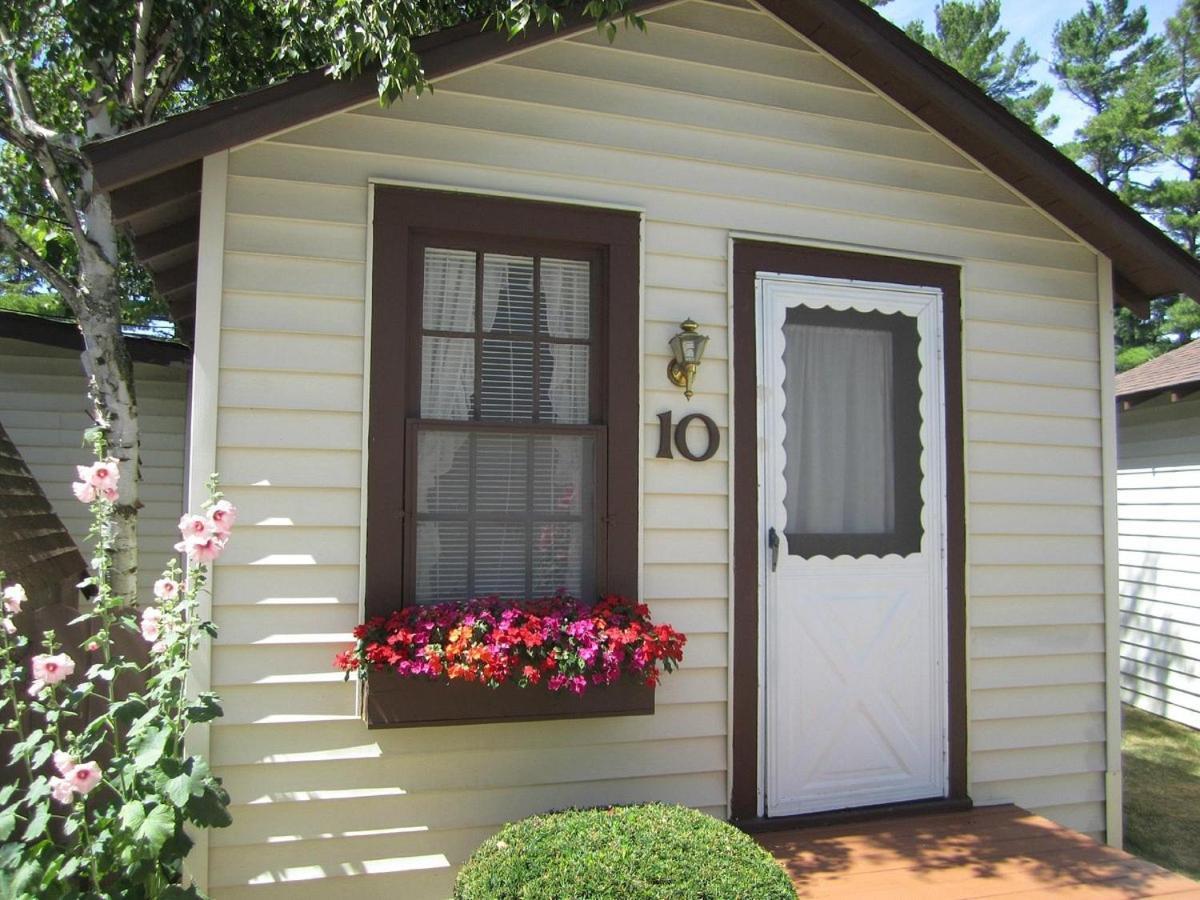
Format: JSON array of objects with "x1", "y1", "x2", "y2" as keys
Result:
[{"x1": 1123, "y1": 704, "x2": 1200, "y2": 879}]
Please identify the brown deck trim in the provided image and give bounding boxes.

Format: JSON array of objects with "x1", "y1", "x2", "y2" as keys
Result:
[{"x1": 730, "y1": 240, "x2": 967, "y2": 821}]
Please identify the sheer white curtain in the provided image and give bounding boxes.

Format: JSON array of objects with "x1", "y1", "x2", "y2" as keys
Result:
[{"x1": 782, "y1": 323, "x2": 895, "y2": 535}]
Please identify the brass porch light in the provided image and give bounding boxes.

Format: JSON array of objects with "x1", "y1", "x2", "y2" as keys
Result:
[{"x1": 667, "y1": 318, "x2": 709, "y2": 401}]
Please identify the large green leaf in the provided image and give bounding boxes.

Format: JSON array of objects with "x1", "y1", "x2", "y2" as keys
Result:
[{"x1": 134, "y1": 803, "x2": 176, "y2": 855}]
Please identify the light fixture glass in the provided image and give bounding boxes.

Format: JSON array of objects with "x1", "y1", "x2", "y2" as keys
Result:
[{"x1": 667, "y1": 318, "x2": 709, "y2": 400}]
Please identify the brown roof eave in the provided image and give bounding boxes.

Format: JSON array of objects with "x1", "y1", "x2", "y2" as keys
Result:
[{"x1": 759, "y1": 0, "x2": 1200, "y2": 312}]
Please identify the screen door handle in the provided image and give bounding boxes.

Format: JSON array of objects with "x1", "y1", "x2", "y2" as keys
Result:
[{"x1": 768, "y1": 527, "x2": 780, "y2": 572}]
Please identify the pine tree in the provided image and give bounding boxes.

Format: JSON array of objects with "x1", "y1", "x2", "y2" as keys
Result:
[{"x1": 905, "y1": 0, "x2": 1058, "y2": 134}]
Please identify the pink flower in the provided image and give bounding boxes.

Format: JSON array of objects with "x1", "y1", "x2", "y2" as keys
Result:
[
  {"x1": 80, "y1": 460, "x2": 119, "y2": 490},
  {"x1": 85, "y1": 641, "x2": 99, "y2": 652},
  {"x1": 2, "y1": 584, "x2": 26, "y2": 614},
  {"x1": 71, "y1": 481, "x2": 96, "y2": 503},
  {"x1": 153, "y1": 578, "x2": 180, "y2": 601},
  {"x1": 151, "y1": 641, "x2": 167, "y2": 654},
  {"x1": 175, "y1": 535, "x2": 225, "y2": 563},
  {"x1": 178, "y1": 514, "x2": 211, "y2": 541},
  {"x1": 49, "y1": 776, "x2": 75, "y2": 805},
  {"x1": 31, "y1": 653, "x2": 75, "y2": 686},
  {"x1": 208, "y1": 499, "x2": 238, "y2": 537},
  {"x1": 140, "y1": 606, "x2": 162, "y2": 642},
  {"x1": 1, "y1": 619, "x2": 14, "y2": 635},
  {"x1": 52, "y1": 750, "x2": 77, "y2": 777},
  {"x1": 98, "y1": 485, "x2": 119, "y2": 503},
  {"x1": 69, "y1": 761, "x2": 102, "y2": 795}
]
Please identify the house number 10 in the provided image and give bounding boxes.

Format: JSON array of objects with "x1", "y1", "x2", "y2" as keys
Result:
[{"x1": 655, "y1": 411, "x2": 720, "y2": 462}]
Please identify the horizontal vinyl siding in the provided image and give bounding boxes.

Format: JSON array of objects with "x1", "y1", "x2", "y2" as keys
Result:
[
  {"x1": 0, "y1": 337, "x2": 188, "y2": 600},
  {"x1": 209, "y1": 2, "x2": 1106, "y2": 892},
  {"x1": 1118, "y1": 395, "x2": 1200, "y2": 728}
]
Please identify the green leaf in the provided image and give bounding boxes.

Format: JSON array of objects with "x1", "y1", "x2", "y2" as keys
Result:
[
  {"x1": 159, "y1": 884, "x2": 203, "y2": 899},
  {"x1": 186, "y1": 785, "x2": 232, "y2": 829},
  {"x1": 185, "y1": 693, "x2": 223, "y2": 723},
  {"x1": 134, "y1": 803, "x2": 176, "y2": 855},
  {"x1": 164, "y1": 770, "x2": 204, "y2": 809},
  {"x1": 0, "y1": 806, "x2": 16, "y2": 840},
  {"x1": 109, "y1": 696, "x2": 149, "y2": 725},
  {"x1": 118, "y1": 800, "x2": 146, "y2": 832},
  {"x1": 22, "y1": 803, "x2": 50, "y2": 842},
  {"x1": 132, "y1": 727, "x2": 169, "y2": 772}
]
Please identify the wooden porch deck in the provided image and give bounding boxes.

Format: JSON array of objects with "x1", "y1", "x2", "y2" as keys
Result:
[{"x1": 756, "y1": 805, "x2": 1200, "y2": 898}]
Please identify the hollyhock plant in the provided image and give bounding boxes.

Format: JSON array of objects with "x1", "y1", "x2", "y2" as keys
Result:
[
  {"x1": 336, "y1": 595, "x2": 686, "y2": 695},
  {"x1": 0, "y1": 425, "x2": 233, "y2": 898}
]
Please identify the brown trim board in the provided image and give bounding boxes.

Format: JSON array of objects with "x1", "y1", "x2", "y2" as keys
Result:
[
  {"x1": 730, "y1": 240, "x2": 967, "y2": 821},
  {"x1": 0, "y1": 310, "x2": 190, "y2": 366}
]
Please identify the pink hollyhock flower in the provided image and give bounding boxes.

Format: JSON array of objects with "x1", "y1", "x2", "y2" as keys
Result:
[
  {"x1": 154, "y1": 578, "x2": 180, "y2": 601},
  {"x1": 2, "y1": 583, "x2": 26, "y2": 614},
  {"x1": 49, "y1": 776, "x2": 76, "y2": 805},
  {"x1": 31, "y1": 653, "x2": 75, "y2": 686},
  {"x1": 72, "y1": 481, "x2": 97, "y2": 503},
  {"x1": 85, "y1": 640, "x2": 99, "y2": 652},
  {"x1": 1, "y1": 618, "x2": 14, "y2": 635},
  {"x1": 98, "y1": 485, "x2": 119, "y2": 503},
  {"x1": 151, "y1": 640, "x2": 167, "y2": 655},
  {"x1": 82, "y1": 459, "x2": 120, "y2": 490},
  {"x1": 175, "y1": 534, "x2": 225, "y2": 563},
  {"x1": 178, "y1": 514, "x2": 211, "y2": 541},
  {"x1": 207, "y1": 499, "x2": 238, "y2": 536},
  {"x1": 52, "y1": 750, "x2": 77, "y2": 777},
  {"x1": 69, "y1": 761, "x2": 102, "y2": 795},
  {"x1": 140, "y1": 606, "x2": 163, "y2": 642}
]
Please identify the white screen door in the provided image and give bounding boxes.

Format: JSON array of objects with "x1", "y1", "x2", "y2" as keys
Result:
[{"x1": 758, "y1": 273, "x2": 948, "y2": 817}]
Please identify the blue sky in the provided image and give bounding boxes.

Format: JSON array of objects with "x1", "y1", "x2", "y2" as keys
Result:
[{"x1": 877, "y1": 0, "x2": 1181, "y2": 141}]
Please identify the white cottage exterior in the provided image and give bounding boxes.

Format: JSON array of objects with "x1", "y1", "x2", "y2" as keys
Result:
[
  {"x1": 1116, "y1": 342, "x2": 1200, "y2": 729},
  {"x1": 82, "y1": 0, "x2": 1200, "y2": 895}
]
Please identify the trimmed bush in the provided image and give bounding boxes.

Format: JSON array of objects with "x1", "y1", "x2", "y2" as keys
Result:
[{"x1": 454, "y1": 803, "x2": 796, "y2": 899}]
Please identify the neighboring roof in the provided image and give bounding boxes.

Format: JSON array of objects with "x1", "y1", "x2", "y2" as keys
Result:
[
  {"x1": 1115, "y1": 340, "x2": 1200, "y2": 401},
  {"x1": 0, "y1": 309, "x2": 190, "y2": 366},
  {"x1": 83, "y1": 0, "x2": 1200, "y2": 324},
  {"x1": 0, "y1": 419, "x2": 88, "y2": 605}
]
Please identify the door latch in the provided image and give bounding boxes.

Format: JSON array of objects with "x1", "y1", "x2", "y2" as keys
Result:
[{"x1": 768, "y1": 527, "x2": 780, "y2": 572}]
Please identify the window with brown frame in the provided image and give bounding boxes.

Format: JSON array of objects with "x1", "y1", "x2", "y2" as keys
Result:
[{"x1": 365, "y1": 187, "x2": 641, "y2": 624}]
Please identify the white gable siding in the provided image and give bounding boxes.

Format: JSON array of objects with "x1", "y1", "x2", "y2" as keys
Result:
[
  {"x1": 206, "y1": 2, "x2": 1108, "y2": 893},
  {"x1": 1118, "y1": 393, "x2": 1200, "y2": 729},
  {"x1": 0, "y1": 336, "x2": 189, "y2": 600}
]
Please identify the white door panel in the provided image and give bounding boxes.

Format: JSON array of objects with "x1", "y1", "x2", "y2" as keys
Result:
[{"x1": 759, "y1": 274, "x2": 948, "y2": 817}]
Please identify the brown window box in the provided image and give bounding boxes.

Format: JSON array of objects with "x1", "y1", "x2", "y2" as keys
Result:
[{"x1": 364, "y1": 671, "x2": 654, "y2": 729}]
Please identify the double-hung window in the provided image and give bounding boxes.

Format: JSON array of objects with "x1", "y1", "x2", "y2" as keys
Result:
[{"x1": 365, "y1": 187, "x2": 640, "y2": 622}]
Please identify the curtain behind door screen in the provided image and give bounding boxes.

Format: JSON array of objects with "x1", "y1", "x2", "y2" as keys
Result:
[{"x1": 782, "y1": 322, "x2": 895, "y2": 535}]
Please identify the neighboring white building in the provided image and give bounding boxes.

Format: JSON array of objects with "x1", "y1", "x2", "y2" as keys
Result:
[
  {"x1": 82, "y1": 0, "x2": 1200, "y2": 894},
  {"x1": 1117, "y1": 341, "x2": 1200, "y2": 730},
  {"x1": 0, "y1": 311, "x2": 190, "y2": 601}
]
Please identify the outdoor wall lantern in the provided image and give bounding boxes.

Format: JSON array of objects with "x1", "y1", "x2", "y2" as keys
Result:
[{"x1": 667, "y1": 318, "x2": 709, "y2": 401}]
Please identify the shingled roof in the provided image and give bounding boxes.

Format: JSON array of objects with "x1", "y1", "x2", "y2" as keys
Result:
[
  {"x1": 1115, "y1": 340, "x2": 1200, "y2": 401},
  {"x1": 84, "y1": 0, "x2": 1200, "y2": 327}
]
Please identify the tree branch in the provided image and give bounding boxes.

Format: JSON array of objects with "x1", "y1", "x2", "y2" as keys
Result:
[
  {"x1": 0, "y1": 218, "x2": 82, "y2": 313},
  {"x1": 0, "y1": 26, "x2": 82, "y2": 158},
  {"x1": 142, "y1": 45, "x2": 186, "y2": 125}
]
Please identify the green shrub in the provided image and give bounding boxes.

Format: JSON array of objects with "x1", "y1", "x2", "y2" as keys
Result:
[{"x1": 454, "y1": 803, "x2": 796, "y2": 900}]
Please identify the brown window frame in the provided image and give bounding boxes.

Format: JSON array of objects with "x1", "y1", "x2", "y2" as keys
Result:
[{"x1": 365, "y1": 185, "x2": 641, "y2": 656}]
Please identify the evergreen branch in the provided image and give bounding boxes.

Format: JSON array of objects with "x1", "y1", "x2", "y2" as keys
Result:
[{"x1": 0, "y1": 218, "x2": 82, "y2": 312}]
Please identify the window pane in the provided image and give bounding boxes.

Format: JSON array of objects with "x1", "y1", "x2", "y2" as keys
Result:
[
  {"x1": 480, "y1": 339, "x2": 534, "y2": 421},
  {"x1": 423, "y1": 248, "x2": 476, "y2": 332},
  {"x1": 540, "y1": 343, "x2": 589, "y2": 424},
  {"x1": 474, "y1": 524, "x2": 529, "y2": 599},
  {"x1": 780, "y1": 307, "x2": 923, "y2": 558},
  {"x1": 421, "y1": 336, "x2": 475, "y2": 420},
  {"x1": 475, "y1": 434, "x2": 528, "y2": 512},
  {"x1": 533, "y1": 522, "x2": 587, "y2": 597},
  {"x1": 415, "y1": 521, "x2": 469, "y2": 604},
  {"x1": 542, "y1": 258, "x2": 590, "y2": 338},
  {"x1": 483, "y1": 254, "x2": 534, "y2": 334},
  {"x1": 533, "y1": 435, "x2": 592, "y2": 514},
  {"x1": 416, "y1": 431, "x2": 470, "y2": 513},
  {"x1": 412, "y1": 428, "x2": 596, "y2": 603}
]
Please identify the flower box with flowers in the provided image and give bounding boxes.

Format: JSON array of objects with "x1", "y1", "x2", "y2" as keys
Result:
[{"x1": 335, "y1": 596, "x2": 686, "y2": 728}]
